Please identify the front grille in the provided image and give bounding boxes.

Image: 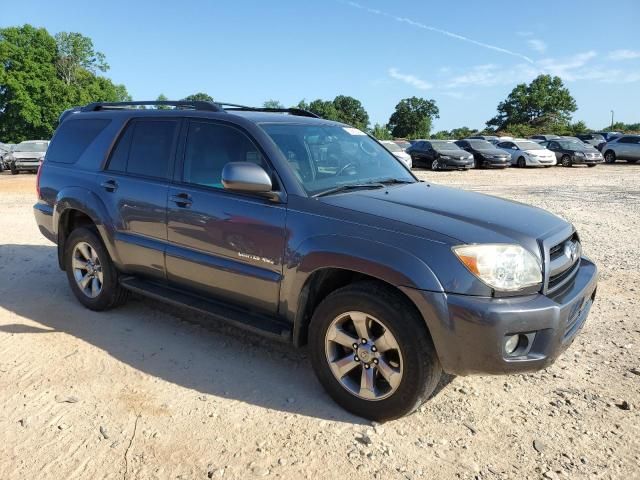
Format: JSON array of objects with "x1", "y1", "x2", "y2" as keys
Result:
[{"x1": 546, "y1": 233, "x2": 580, "y2": 294}]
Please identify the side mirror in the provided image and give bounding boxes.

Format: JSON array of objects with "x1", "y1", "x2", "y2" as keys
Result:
[{"x1": 222, "y1": 162, "x2": 272, "y2": 193}]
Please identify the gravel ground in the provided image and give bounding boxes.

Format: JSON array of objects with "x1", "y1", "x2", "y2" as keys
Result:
[{"x1": 0, "y1": 165, "x2": 638, "y2": 480}]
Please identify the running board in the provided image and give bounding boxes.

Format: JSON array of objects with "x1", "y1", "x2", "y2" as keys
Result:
[{"x1": 119, "y1": 277, "x2": 292, "y2": 341}]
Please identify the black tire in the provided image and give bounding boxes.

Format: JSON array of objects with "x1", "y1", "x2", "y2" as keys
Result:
[
  {"x1": 561, "y1": 155, "x2": 572, "y2": 167},
  {"x1": 64, "y1": 227, "x2": 129, "y2": 311},
  {"x1": 587, "y1": 164, "x2": 597, "y2": 168},
  {"x1": 627, "y1": 159, "x2": 637, "y2": 164},
  {"x1": 10, "y1": 164, "x2": 18, "y2": 175},
  {"x1": 517, "y1": 157, "x2": 526, "y2": 168},
  {"x1": 309, "y1": 281, "x2": 442, "y2": 421},
  {"x1": 604, "y1": 150, "x2": 616, "y2": 164}
]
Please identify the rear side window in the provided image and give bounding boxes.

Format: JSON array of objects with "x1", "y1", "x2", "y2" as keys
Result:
[
  {"x1": 107, "y1": 119, "x2": 179, "y2": 179},
  {"x1": 47, "y1": 119, "x2": 110, "y2": 164}
]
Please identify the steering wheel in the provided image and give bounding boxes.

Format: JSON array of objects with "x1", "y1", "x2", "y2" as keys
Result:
[
  {"x1": 336, "y1": 162, "x2": 357, "y2": 176},
  {"x1": 359, "y1": 140, "x2": 377, "y2": 156}
]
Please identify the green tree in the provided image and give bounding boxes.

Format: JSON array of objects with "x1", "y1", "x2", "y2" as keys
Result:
[
  {"x1": 155, "y1": 93, "x2": 170, "y2": 109},
  {"x1": 306, "y1": 99, "x2": 339, "y2": 121},
  {"x1": 371, "y1": 123, "x2": 392, "y2": 140},
  {"x1": 430, "y1": 130, "x2": 451, "y2": 140},
  {"x1": 0, "y1": 24, "x2": 129, "y2": 142},
  {"x1": 487, "y1": 74, "x2": 577, "y2": 131},
  {"x1": 182, "y1": 92, "x2": 214, "y2": 102},
  {"x1": 55, "y1": 32, "x2": 108, "y2": 85},
  {"x1": 263, "y1": 99, "x2": 284, "y2": 109},
  {"x1": 449, "y1": 126, "x2": 478, "y2": 139},
  {"x1": 332, "y1": 95, "x2": 369, "y2": 130},
  {"x1": 388, "y1": 97, "x2": 439, "y2": 139}
]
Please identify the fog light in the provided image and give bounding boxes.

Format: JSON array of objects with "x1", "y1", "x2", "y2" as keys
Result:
[{"x1": 504, "y1": 334, "x2": 521, "y2": 355}]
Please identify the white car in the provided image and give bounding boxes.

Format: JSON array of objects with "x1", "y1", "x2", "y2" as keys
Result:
[
  {"x1": 496, "y1": 139, "x2": 556, "y2": 167},
  {"x1": 380, "y1": 140, "x2": 412, "y2": 169}
]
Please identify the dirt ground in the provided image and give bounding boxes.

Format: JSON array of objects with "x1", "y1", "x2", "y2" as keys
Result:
[{"x1": 0, "y1": 165, "x2": 638, "y2": 480}]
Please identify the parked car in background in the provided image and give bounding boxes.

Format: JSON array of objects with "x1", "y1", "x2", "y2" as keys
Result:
[
  {"x1": 407, "y1": 140, "x2": 474, "y2": 170},
  {"x1": 530, "y1": 134, "x2": 561, "y2": 142},
  {"x1": 0, "y1": 143, "x2": 11, "y2": 171},
  {"x1": 540, "y1": 138, "x2": 603, "y2": 167},
  {"x1": 380, "y1": 140, "x2": 412, "y2": 169},
  {"x1": 468, "y1": 135, "x2": 498, "y2": 142},
  {"x1": 497, "y1": 139, "x2": 557, "y2": 167},
  {"x1": 601, "y1": 135, "x2": 640, "y2": 164},
  {"x1": 595, "y1": 132, "x2": 622, "y2": 142},
  {"x1": 5, "y1": 140, "x2": 49, "y2": 174},
  {"x1": 576, "y1": 133, "x2": 606, "y2": 150},
  {"x1": 489, "y1": 136, "x2": 513, "y2": 145},
  {"x1": 455, "y1": 139, "x2": 510, "y2": 168},
  {"x1": 34, "y1": 100, "x2": 598, "y2": 421},
  {"x1": 393, "y1": 140, "x2": 412, "y2": 150}
]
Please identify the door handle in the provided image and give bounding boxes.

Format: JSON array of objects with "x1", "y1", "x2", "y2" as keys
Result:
[
  {"x1": 169, "y1": 193, "x2": 192, "y2": 207},
  {"x1": 100, "y1": 179, "x2": 118, "y2": 192}
]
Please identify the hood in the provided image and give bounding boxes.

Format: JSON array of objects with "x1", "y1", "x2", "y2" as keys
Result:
[
  {"x1": 320, "y1": 182, "x2": 569, "y2": 256},
  {"x1": 475, "y1": 148, "x2": 509, "y2": 157},
  {"x1": 11, "y1": 151, "x2": 45, "y2": 159},
  {"x1": 436, "y1": 149, "x2": 471, "y2": 157}
]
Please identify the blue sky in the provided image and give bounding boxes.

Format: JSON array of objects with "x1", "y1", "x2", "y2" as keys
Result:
[{"x1": 3, "y1": 0, "x2": 640, "y2": 130}]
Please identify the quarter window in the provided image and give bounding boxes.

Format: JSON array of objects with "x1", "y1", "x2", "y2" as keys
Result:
[
  {"x1": 183, "y1": 121, "x2": 266, "y2": 189},
  {"x1": 47, "y1": 119, "x2": 110, "y2": 164}
]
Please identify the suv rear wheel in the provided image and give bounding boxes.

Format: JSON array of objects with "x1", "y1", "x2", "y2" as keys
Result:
[
  {"x1": 309, "y1": 282, "x2": 441, "y2": 421},
  {"x1": 64, "y1": 227, "x2": 128, "y2": 311}
]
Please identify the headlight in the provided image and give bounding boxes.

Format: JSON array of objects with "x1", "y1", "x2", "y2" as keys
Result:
[
  {"x1": 440, "y1": 155, "x2": 451, "y2": 160},
  {"x1": 452, "y1": 244, "x2": 542, "y2": 291},
  {"x1": 574, "y1": 152, "x2": 585, "y2": 157}
]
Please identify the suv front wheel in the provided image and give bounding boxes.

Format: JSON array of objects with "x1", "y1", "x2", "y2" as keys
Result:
[
  {"x1": 65, "y1": 227, "x2": 128, "y2": 311},
  {"x1": 309, "y1": 282, "x2": 441, "y2": 421}
]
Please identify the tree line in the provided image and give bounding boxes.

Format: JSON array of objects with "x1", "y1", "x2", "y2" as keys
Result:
[{"x1": 1, "y1": 24, "x2": 637, "y2": 143}]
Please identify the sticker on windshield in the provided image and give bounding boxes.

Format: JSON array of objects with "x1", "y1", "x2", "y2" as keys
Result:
[{"x1": 343, "y1": 127, "x2": 367, "y2": 136}]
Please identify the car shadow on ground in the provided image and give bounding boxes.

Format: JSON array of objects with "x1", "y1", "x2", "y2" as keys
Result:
[{"x1": 0, "y1": 244, "x2": 452, "y2": 423}]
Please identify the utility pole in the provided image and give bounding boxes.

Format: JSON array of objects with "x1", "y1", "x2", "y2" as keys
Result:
[{"x1": 610, "y1": 110, "x2": 614, "y2": 129}]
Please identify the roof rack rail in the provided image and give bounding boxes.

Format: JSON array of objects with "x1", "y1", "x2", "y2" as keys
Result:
[
  {"x1": 80, "y1": 100, "x2": 224, "y2": 112},
  {"x1": 222, "y1": 105, "x2": 320, "y2": 118}
]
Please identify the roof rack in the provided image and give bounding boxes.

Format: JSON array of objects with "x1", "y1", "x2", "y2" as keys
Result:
[
  {"x1": 80, "y1": 100, "x2": 224, "y2": 112},
  {"x1": 74, "y1": 101, "x2": 320, "y2": 119}
]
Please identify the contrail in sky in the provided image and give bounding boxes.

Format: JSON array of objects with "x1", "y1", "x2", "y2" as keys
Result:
[{"x1": 344, "y1": 1, "x2": 535, "y2": 64}]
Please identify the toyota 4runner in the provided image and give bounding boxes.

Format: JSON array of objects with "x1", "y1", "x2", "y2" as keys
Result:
[{"x1": 34, "y1": 101, "x2": 598, "y2": 420}]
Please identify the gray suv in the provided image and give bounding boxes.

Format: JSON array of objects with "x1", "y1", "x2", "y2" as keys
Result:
[
  {"x1": 602, "y1": 135, "x2": 640, "y2": 164},
  {"x1": 34, "y1": 100, "x2": 598, "y2": 420}
]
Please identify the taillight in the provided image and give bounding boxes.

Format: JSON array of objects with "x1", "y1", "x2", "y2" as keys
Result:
[{"x1": 36, "y1": 160, "x2": 43, "y2": 198}]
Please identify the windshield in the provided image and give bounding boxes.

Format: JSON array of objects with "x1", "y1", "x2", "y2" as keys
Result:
[
  {"x1": 430, "y1": 141, "x2": 463, "y2": 151},
  {"x1": 16, "y1": 142, "x2": 48, "y2": 153},
  {"x1": 466, "y1": 140, "x2": 494, "y2": 150},
  {"x1": 261, "y1": 123, "x2": 415, "y2": 196},
  {"x1": 515, "y1": 141, "x2": 544, "y2": 150},
  {"x1": 382, "y1": 142, "x2": 402, "y2": 152},
  {"x1": 558, "y1": 140, "x2": 585, "y2": 149}
]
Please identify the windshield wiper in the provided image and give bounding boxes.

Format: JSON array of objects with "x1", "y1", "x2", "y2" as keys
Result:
[
  {"x1": 375, "y1": 178, "x2": 415, "y2": 185},
  {"x1": 313, "y1": 183, "x2": 385, "y2": 198}
]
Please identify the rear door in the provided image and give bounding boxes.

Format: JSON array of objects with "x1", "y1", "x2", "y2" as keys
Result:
[
  {"x1": 165, "y1": 119, "x2": 286, "y2": 314},
  {"x1": 96, "y1": 117, "x2": 180, "y2": 279}
]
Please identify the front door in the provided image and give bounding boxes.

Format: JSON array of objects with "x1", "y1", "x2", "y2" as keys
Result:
[{"x1": 166, "y1": 119, "x2": 286, "y2": 314}]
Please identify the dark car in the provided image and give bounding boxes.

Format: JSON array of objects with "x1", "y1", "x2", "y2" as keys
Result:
[
  {"x1": 34, "y1": 100, "x2": 598, "y2": 421},
  {"x1": 467, "y1": 135, "x2": 498, "y2": 142},
  {"x1": 530, "y1": 134, "x2": 561, "y2": 142},
  {"x1": 406, "y1": 140, "x2": 474, "y2": 170},
  {"x1": 576, "y1": 133, "x2": 606, "y2": 150},
  {"x1": 541, "y1": 139, "x2": 604, "y2": 167},
  {"x1": 455, "y1": 139, "x2": 511, "y2": 168}
]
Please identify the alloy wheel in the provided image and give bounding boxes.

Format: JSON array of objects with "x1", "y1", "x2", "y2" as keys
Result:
[
  {"x1": 325, "y1": 311, "x2": 403, "y2": 401},
  {"x1": 72, "y1": 241, "x2": 104, "y2": 298},
  {"x1": 431, "y1": 159, "x2": 439, "y2": 171}
]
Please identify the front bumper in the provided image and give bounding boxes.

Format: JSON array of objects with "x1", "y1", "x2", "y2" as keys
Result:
[
  {"x1": 527, "y1": 156, "x2": 556, "y2": 166},
  {"x1": 572, "y1": 155, "x2": 603, "y2": 165},
  {"x1": 14, "y1": 160, "x2": 40, "y2": 171},
  {"x1": 439, "y1": 157, "x2": 474, "y2": 170},
  {"x1": 481, "y1": 157, "x2": 510, "y2": 168},
  {"x1": 401, "y1": 257, "x2": 598, "y2": 376}
]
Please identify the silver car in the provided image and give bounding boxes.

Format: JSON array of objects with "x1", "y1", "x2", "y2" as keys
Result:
[
  {"x1": 4, "y1": 140, "x2": 49, "y2": 174},
  {"x1": 602, "y1": 135, "x2": 640, "y2": 164}
]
